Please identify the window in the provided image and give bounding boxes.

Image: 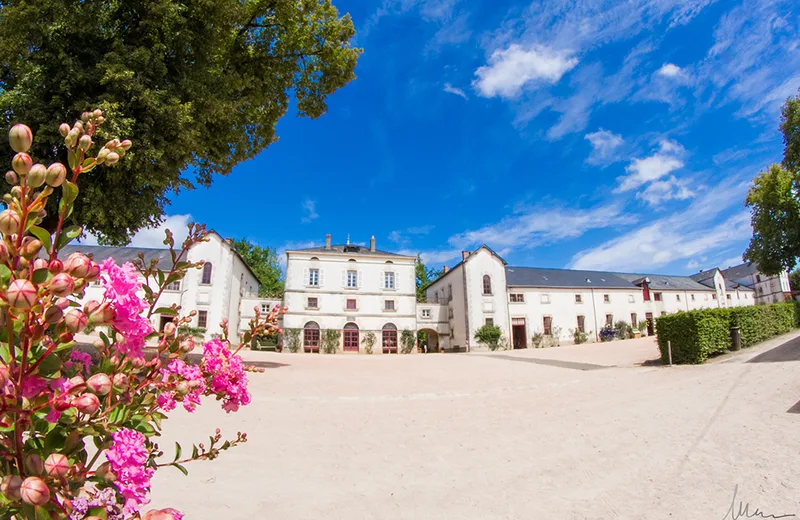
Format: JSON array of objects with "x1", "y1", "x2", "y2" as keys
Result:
[
  {"x1": 308, "y1": 268, "x2": 320, "y2": 287},
  {"x1": 605, "y1": 314, "x2": 613, "y2": 327},
  {"x1": 642, "y1": 283, "x2": 651, "y2": 301},
  {"x1": 384, "y1": 300, "x2": 395, "y2": 311},
  {"x1": 756, "y1": 275, "x2": 762, "y2": 283},
  {"x1": 575, "y1": 294, "x2": 583, "y2": 304},
  {"x1": 540, "y1": 294, "x2": 551, "y2": 304},
  {"x1": 165, "y1": 280, "x2": 181, "y2": 291},
  {"x1": 260, "y1": 303, "x2": 272, "y2": 314},
  {"x1": 712, "y1": 294, "x2": 717, "y2": 300},
  {"x1": 382, "y1": 323, "x2": 398, "y2": 354},
  {"x1": 576, "y1": 315, "x2": 585, "y2": 333},
  {"x1": 543, "y1": 316, "x2": 553, "y2": 336},
  {"x1": 485, "y1": 318, "x2": 494, "y2": 326},
  {"x1": 654, "y1": 292, "x2": 662, "y2": 302},
  {"x1": 447, "y1": 285, "x2": 453, "y2": 302},
  {"x1": 510, "y1": 294, "x2": 525, "y2": 303},
  {"x1": 421, "y1": 309, "x2": 431, "y2": 319},
  {"x1": 384, "y1": 271, "x2": 395, "y2": 289},
  {"x1": 661, "y1": 311, "x2": 667, "y2": 316},
  {"x1": 201, "y1": 263, "x2": 213, "y2": 284},
  {"x1": 347, "y1": 270, "x2": 358, "y2": 288},
  {"x1": 343, "y1": 323, "x2": 359, "y2": 352},
  {"x1": 603, "y1": 294, "x2": 610, "y2": 303},
  {"x1": 197, "y1": 310, "x2": 208, "y2": 329},
  {"x1": 346, "y1": 299, "x2": 357, "y2": 310},
  {"x1": 303, "y1": 322, "x2": 320, "y2": 353},
  {"x1": 448, "y1": 308, "x2": 454, "y2": 319},
  {"x1": 434, "y1": 290, "x2": 439, "y2": 302},
  {"x1": 628, "y1": 295, "x2": 635, "y2": 303},
  {"x1": 726, "y1": 294, "x2": 731, "y2": 300},
  {"x1": 691, "y1": 294, "x2": 696, "y2": 301},
  {"x1": 91, "y1": 280, "x2": 102, "y2": 287},
  {"x1": 744, "y1": 293, "x2": 747, "y2": 299},
  {"x1": 676, "y1": 294, "x2": 681, "y2": 302},
  {"x1": 307, "y1": 297, "x2": 319, "y2": 309},
  {"x1": 482, "y1": 275, "x2": 492, "y2": 295},
  {"x1": 705, "y1": 294, "x2": 709, "y2": 300},
  {"x1": 630, "y1": 313, "x2": 637, "y2": 327}
]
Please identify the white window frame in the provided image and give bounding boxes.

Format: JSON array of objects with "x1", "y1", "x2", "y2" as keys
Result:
[
  {"x1": 421, "y1": 308, "x2": 431, "y2": 319},
  {"x1": 384, "y1": 271, "x2": 396, "y2": 290},
  {"x1": 540, "y1": 294, "x2": 551, "y2": 304},
  {"x1": 603, "y1": 294, "x2": 610, "y2": 303},
  {"x1": 346, "y1": 270, "x2": 358, "y2": 289},
  {"x1": 307, "y1": 297, "x2": 319, "y2": 309},
  {"x1": 308, "y1": 268, "x2": 320, "y2": 287},
  {"x1": 628, "y1": 295, "x2": 635, "y2": 303},
  {"x1": 165, "y1": 280, "x2": 181, "y2": 291},
  {"x1": 575, "y1": 294, "x2": 582, "y2": 304}
]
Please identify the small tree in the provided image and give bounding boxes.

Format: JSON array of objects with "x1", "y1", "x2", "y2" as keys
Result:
[
  {"x1": 321, "y1": 329, "x2": 341, "y2": 354},
  {"x1": 531, "y1": 331, "x2": 544, "y2": 348},
  {"x1": 614, "y1": 320, "x2": 633, "y2": 340},
  {"x1": 571, "y1": 328, "x2": 589, "y2": 344},
  {"x1": 400, "y1": 329, "x2": 416, "y2": 354},
  {"x1": 283, "y1": 328, "x2": 301, "y2": 353},
  {"x1": 361, "y1": 331, "x2": 376, "y2": 355},
  {"x1": 474, "y1": 324, "x2": 504, "y2": 351}
]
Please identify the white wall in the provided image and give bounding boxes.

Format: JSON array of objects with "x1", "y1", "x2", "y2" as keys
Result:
[{"x1": 463, "y1": 249, "x2": 509, "y2": 351}]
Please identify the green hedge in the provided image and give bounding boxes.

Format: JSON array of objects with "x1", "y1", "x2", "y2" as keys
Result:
[{"x1": 656, "y1": 302, "x2": 800, "y2": 364}]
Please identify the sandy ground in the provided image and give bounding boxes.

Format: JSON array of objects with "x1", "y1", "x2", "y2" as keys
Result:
[{"x1": 149, "y1": 334, "x2": 800, "y2": 520}]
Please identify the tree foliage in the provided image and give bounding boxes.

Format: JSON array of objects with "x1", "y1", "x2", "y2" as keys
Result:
[
  {"x1": 790, "y1": 269, "x2": 800, "y2": 292},
  {"x1": 744, "y1": 91, "x2": 800, "y2": 274},
  {"x1": 415, "y1": 255, "x2": 443, "y2": 302},
  {"x1": 0, "y1": 0, "x2": 361, "y2": 244},
  {"x1": 231, "y1": 238, "x2": 283, "y2": 297},
  {"x1": 474, "y1": 324, "x2": 504, "y2": 351}
]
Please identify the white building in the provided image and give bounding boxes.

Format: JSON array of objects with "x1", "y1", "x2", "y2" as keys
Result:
[
  {"x1": 714, "y1": 262, "x2": 791, "y2": 305},
  {"x1": 66, "y1": 231, "x2": 260, "y2": 341}
]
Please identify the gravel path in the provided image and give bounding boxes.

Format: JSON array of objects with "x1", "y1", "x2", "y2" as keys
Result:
[{"x1": 150, "y1": 334, "x2": 800, "y2": 519}]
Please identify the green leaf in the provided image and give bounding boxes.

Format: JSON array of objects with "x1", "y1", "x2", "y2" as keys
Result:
[
  {"x1": 32, "y1": 268, "x2": 49, "y2": 285},
  {"x1": 36, "y1": 352, "x2": 61, "y2": 376},
  {"x1": 0, "y1": 264, "x2": 11, "y2": 285},
  {"x1": 62, "y1": 181, "x2": 78, "y2": 205},
  {"x1": 171, "y1": 463, "x2": 189, "y2": 476},
  {"x1": 153, "y1": 307, "x2": 177, "y2": 316},
  {"x1": 174, "y1": 442, "x2": 182, "y2": 462},
  {"x1": 67, "y1": 150, "x2": 77, "y2": 170},
  {"x1": 81, "y1": 158, "x2": 97, "y2": 173},
  {"x1": 87, "y1": 506, "x2": 108, "y2": 519},
  {"x1": 34, "y1": 505, "x2": 53, "y2": 520},
  {"x1": 134, "y1": 422, "x2": 156, "y2": 436},
  {"x1": 29, "y1": 226, "x2": 53, "y2": 251}
]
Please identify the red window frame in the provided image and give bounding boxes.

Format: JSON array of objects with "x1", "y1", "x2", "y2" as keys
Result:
[
  {"x1": 346, "y1": 299, "x2": 357, "y2": 310},
  {"x1": 385, "y1": 300, "x2": 395, "y2": 311},
  {"x1": 303, "y1": 328, "x2": 320, "y2": 353},
  {"x1": 343, "y1": 327, "x2": 359, "y2": 352},
  {"x1": 543, "y1": 316, "x2": 552, "y2": 336},
  {"x1": 197, "y1": 310, "x2": 208, "y2": 329},
  {"x1": 654, "y1": 292, "x2": 662, "y2": 302},
  {"x1": 642, "y1": 283, "x2": 651, "y2": 301},
  {"x1": 382, "y1": 329, "x2": 397, "y2": 354},
  {"x1": 576, "y1": 315, "x2": 585, "y2": 333},
  {"x1": 307, "y1": 297, "x2": 318, "y2": 309}
]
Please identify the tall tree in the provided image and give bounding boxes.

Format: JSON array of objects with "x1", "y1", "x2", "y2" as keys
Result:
[
  {"x1": 415, "y1": 255, "x2": 443, "y2": 302},
  {"x1": 744, "y1": 91, "x2": 800, "y2": 274},
  {"x1": 0, "y1": 0, "x2": 361, "y2": 244},
  {"x1": 789, "y1": 269, "x2": 800, "y2": 292},
  {"x1": 231, "y1": 238, "x2": 284, "y2": 297}
]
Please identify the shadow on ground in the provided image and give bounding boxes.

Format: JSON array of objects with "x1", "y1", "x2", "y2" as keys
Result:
[
  {"x1": 747, "y1": 336, "x2": 800, "y2": 363},
  {"x1": 184, "y1": 353, "x2": 289, "y2": 369}
]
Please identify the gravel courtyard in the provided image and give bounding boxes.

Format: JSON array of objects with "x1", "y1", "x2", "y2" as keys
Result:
[{"x1": 150, "y1": 335, "x2": 800, "y2": 520}]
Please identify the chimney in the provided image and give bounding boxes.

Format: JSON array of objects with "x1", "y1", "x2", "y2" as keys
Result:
[
  {"x1": 443, "y1": 266, "x2": 449, "y2": 273},
  {"x1": 462, "y1": 251, "x2": 469, "y2": 261},
  {"x1": 370, "y1": 235, "x2": 376, "y2": 252},
  {"x1": 325, "y1": 234, "x2": 331, "y2": 250}
]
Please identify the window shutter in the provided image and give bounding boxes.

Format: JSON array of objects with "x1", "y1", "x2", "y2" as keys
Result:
[
  {"x1": 320, "y1": 269, "x2": 326, "y2": 287},
  {"x1": 342, "y1": 270, "x2": 347, "y2": 288},
  {"x1": 394, "y1": 271, "x2": 398, "y2": 290},
  {"x1": 303, "y1": 268, "x2": 309, "y2": 286},
  {"x1": 381, "y1": 271, "x2": 385, "y2": 289},
  {"x1": 358, "y1": 271, "x2": 363, "y2": 288}
]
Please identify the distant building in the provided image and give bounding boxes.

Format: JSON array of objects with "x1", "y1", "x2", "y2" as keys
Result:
[{"x1": 715, "y1": 262, "x2": 791, "y2": 305}]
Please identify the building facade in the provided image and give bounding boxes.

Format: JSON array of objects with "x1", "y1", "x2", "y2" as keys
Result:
[{"x1": 716, "y1": 262, "x2": 792, "y2": 305}]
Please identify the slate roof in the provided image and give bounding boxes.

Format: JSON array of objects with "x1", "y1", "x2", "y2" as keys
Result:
[
  {"x1": 505, "y1": 267, "x2": 634, "y2": 289},
  {"x1": 59, "y1": 245, "x2": 172, "y2": 265},
  {"x1": 719, "y1": 262, "x2": 759, "y2": 282},
  {"x1": 287, "y1": 244, "x2": 413, "y2": 258}
]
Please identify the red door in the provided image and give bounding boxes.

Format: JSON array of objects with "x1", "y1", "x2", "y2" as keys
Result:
[
  {"x1": 343, "y1": 324, "x2": 359, "y2": 352},
  {"x1": 645, "y1": 313, "x2": 654, "y2": 335}
]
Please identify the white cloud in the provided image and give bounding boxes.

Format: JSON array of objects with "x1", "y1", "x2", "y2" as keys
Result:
[
  {"x1": 569, "y1": 182, "x2": 752, "y2": 272},
  {"x1": 443, "y1": 83, "x2": 468, "y2": 99},
  {"x1": 718, "y1": 255, "x2": 744, "y2": 269},
  {"x1": 301, "y1": 200, "x2": 319, "y2": 224},
  {"x1": 276, "y1": 240, "x2": 319, "y2": 268},
  {"x1": 636, "y1": 176, "x2": 694, "y2": 205},
  {"x1": 473, "y1": 44, "x2": 578, "y2": 99},
  {"x1": 615, "y1": 139, "x2": 686, "y2": 193},
  {"x1": 398, "y1": 248, "x2": 461, "y2": 265},
  {"x1": 80, "y1": 214, "x2": 193, "y2": 249},
  {"x1": 389, "y1": 225, "x2": 435, "y2": 247},
  {"x1": 448, "y1": 203, "x2": 635, "y2": 250},
  {"x1": 656, "y1": 63, "x2": 682, "y2": 77},
  {"x1": 686, "y1": 259, "x2": 701, "y2": 269},
  {"x1": 585, "y1": 129, "x2": 624, "y2": 164}
]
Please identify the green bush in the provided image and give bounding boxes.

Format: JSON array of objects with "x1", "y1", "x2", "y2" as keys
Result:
[
  {"x1": 283, "y1": 328, "x2": 301, "y2": 353},
  {"x1": 656, "y1": 302, "x2": 800, "y2": 364},
  {"x1": 321, "y1": 329, "x2": 341, "y2": 354},
  {"x1": 361, "y1": 331, "x2": 376, "y2": 354},
  {"x1": 474, "y1": 324, "x2": 504, "y2": 351},
  {"x1": 400, "y1": 329, "x2": 416, "y2": 354},
  {"x1": 571, "y1": 328, "x2": 588, "y2": 344}
]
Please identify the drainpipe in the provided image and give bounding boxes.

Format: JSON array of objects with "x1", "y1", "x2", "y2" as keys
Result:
[
  {"x1": 461, "y1": 263, "x2": 471, "y2": 353},
  {"x1": 590, "y1": 287, "x2": 599, "y2": 342},
  {"x1": 684, "y1": 290, "x2": 689, "y2": 311}
]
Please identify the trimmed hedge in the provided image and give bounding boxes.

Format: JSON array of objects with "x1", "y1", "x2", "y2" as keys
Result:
[{"x1": 656, "y1": 302, "x2": 799, "y2": 364}]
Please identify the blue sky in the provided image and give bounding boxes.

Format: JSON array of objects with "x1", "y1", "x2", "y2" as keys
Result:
[{"x1": 124, "y1": 0, "x2": 800, "y2": 275}]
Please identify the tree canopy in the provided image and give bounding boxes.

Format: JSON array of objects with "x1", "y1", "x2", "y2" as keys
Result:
[
  {"x1": 744, "y1": 92, "x2": 800, "y2": 274},
  {"x1": 0, "y1": 0, "x2": 361, "y2": 244},
  {"x1": 231, "y1": 238, "x2": 284, "y2": 297},
  {"x1": 415, "y1": 255, "x2": 443, "y2": 302}
]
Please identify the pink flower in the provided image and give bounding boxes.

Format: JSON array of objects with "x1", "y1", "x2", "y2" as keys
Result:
[
  {"x1": 105, "y1": 428, "x2": 154, "y2": 514},
  {"x1": 67, "y1": 350, "x2": 92, "y2": 373},
  {"x1": 201, "y1": 339, "x2": 251, "y2": 413},
  {"x1": 158, "y1": 360, "x2": 205, "y2": 413},
  {"x1": 100, "y1": 259, "x2": 152, "y2": 359},
  {"x1": 20, "y1": 376, "x2": 48, "y2": 400}
]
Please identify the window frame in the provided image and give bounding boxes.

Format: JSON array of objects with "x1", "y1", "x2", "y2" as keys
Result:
[
  {"x1": 654, "y1": 292, "x2": 663, "y2": 302},
  {"x1": 540, "y1": 293, "x2": 551, "y2": 304},
  {"x1": 482, "y1": 275, "x2": 492, "y2": 295},
  {"x1": 197, "y1": 310, "x2": 208, "y2": 329},
  {"x1": 543, "y1": 316, "x2": 553, "y2": 336},
  {"x1": 421, "y1": 308, "x2": 431, "y2": 319},
  {"x1": 346, "y1": 270, "x2": 358, "y2": 289},
  {"x1": 303, "y1": 322, "x2": 320, "y2": 352},
  {"x1": 576, "y1": 315, "x2": 585, "y2": 333},
  {"x1": 384, "y1": 299, "x2": 396, "y2": 312},
  {"x1": 201, "y1": 263, "x2": 213, "y2": 285},
  {"x1": 165, "y1": 280, "x2": 181, "y2": 291},
  {"x1": 603, "y1": 294, "x2": 610, "y2": 303},
  {"x1": 605, "y1": 314, "x2": 613, "y2": 327},
  {"x1": 510, "y1": 293, "x2": 525, "y2": 303},
  {"x1": 384, "y1": 271, "x2": 395, "y2": 290},
  {"x1": 346, "y1": 298, "x2": 357, "y2": 310},
  {"x1": 308, "y1": 268, "x2": 320, "y2": 287},
  {"x1": 575, "y1": 294, "x2": 583, "y2": 304},
  {"x1": 307, "y1": 297, "x2": 319, "y2": 309}
]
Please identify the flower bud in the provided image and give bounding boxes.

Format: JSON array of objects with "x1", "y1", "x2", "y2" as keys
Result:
[
  {"x1": 69, "y1": 375, "x2": 85, "y2": 387},
  {"x1": 163, "y1": 322, "x2": 176, "y2": 336},
  {"x1": 26, "y1": 163, "x2": 46, "y2": 188},
  {"x1": 33, "y1": 258, "x2": 48, "y2": 271},
  {"x1": 10, "y1": 186, "x2": 22, "y2": 199},
  {"x1": 55, "y1": 297, "x2": 70, "y2": 310},
  {"x1": 49, "y1": 273, "x2": 75, "y2": 297},
  {"x1": 0, "y1": 209, "x2": 21, "y2": 235},
  {"x1": 179, "y1": 337, "x2": 195, "y2": 353},
  {"x1": 44, "y1": 454, "x2": 71, "y2": 479},
  {"x1": 73, "y1": 121, "x2": 84, "y2": 133},
  {"x1": 44, "y1": 305, "x2": 63, "y2": 324},
  {"x1": 113, "y1": 373, "x2": 129, "y2": 391},
  {"x1": 24, "y1": 454, "x2": 44, "y2": 475},
  {"x1": 59, "y1": 332, "x2": 74, "y2": 343},
  {"x1": 12, "y1": 153, "x2": 32, "y2": 176},
  {"x1": 59, "y1": 123, "x2": 70, "y2": 137},
  {"x1": 143, "y1": 509, "x2": 183, "y2": 520},
  {"x1": 0, "y1": 242, "x2": 8, "y2": 264},
  {"x1": 19, "y1": 477, "x2": 49, "y2": 506},
  {"x1": 105, "y1": 152, "x2": 120, "y2": 166},
  {"x1": 5, "y1": 170, "x2": 17, "y2": 185},
  {"x1": 20, "y1": 237, "x2": 43, "y2": 259},
  {"x1": 65, "y1": 131, "x2": 77, "y2": 147},
  {"x1": 87, "y1": 373, "x2": 112, "y2": 395},
  {"x1": 119, "y1": 139, "x2": 132, "y2": 151},
  {"x1": 78, "y1": 135, "x2": 92, "y2": 152},
  {"x1": 73, "y1": 393, "x2": 99, "y2": 415},
  {"x1": 45, "y1": 163, "x2": 67, "y2": 187},
  {"x1": 96, "y1": 116, "x2": 105, "y2": 124},
  {"x1": 0, "y1": 474, "x2": 22, "y2": 500},
  {"x1": 93, "y1": 109, "x2": 103, "y2": 118},
  {"x1": 64, "y1": 253, "x2": 91, "y2": 278},
  {"x1": 96, "y1": 148, "x2": 109, "y2": 164},
  {"x1": 81, "y1": 112, "x2": 91, "y2": 122},
  {"x1": 8, "y1": 124, "x2": 33, "y2": 153},
  {"x1": 64, "y1": 309, "x2": 88, "y2": 333},
  {"x1": 87, "y1": 301, "x2": 113, "y2": 325},
  {"x1": 95, "y1": 461, "x2": 116, "y2": 482},
  {"x1": 7, "y1": 279, "x2": 37, "y2": 309},
  {"x1": 49, "y1": 259, "x2": 63, "y2": 274},
  {"x1": 0, "y1": 364, "x2": 8, "y2": 387},
  {"x1": 85, "y1": 262, "x2": 100, "y2": 282}
]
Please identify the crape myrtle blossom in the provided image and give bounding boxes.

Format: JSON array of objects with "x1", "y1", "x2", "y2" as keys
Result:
[
  {"x1": 202, "y1": 338, "x2": 252, "y2": 413},
  {"x1": 158, "y1": 360, "x2": 206, "y2": 413},
  {"x1": 100, "y1": 258, "x2": 153, "y2": 359},
  {"x1": 105, "y1": 429, "x2": 155, "y2": 514}
]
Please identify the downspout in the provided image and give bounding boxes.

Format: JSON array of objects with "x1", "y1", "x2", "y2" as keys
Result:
[
  {"x1": 590, "y1": 287, "x2": 599, "y2": 342},
  {"x1": 684, "y1": 290, "x2": 689, "y2": 311},
  {"x1": 461, "y1": 264, "x2": 471, "y2": 353}
]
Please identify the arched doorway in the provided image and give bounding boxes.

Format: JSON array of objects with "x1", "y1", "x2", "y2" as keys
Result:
[
  {"x1": 303, "y1": 321, "x2": 320, "y2": 353},
  {"x1": 417, "y1": 329, "x2": 440, "y2": 353},
  {"x1": 382, "y1": 323, "x2": 398, "y2": 354},
  {"x1": 343, "y1": 323, "x2": 359, "y2": 352}
]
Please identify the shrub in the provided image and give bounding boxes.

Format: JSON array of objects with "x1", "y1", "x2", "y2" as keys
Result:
[
  {"x1": 283, "y1": 328, "x2": 301, "y2": 353},
  {"x1": 730, "y1": 303, "x2": 796, "y2": 347},
  {"x1": 361, "y1": 331, "x2": 376, "y2": 354},
  {"x1": 598, "y1": 327, "x2": 616, "y2": 342},
  {"x1": 614, "y1": 320, "x2": 633, "y2": 340},
  {"x1": 571, "y1": 328, "x2": 589, "y2": 344},
  {"x1": 321, "y1": 329, "x2": 341, "y2": 354},
  {"x1": 531, "y1": 331, "x2": 544, "y2": 348},
  {"x1": 400, "y1": 329, "x2": 416, "y2": 354},
  {"x1": 474, "y1": 324, "x2": 503, "y2": 351},
  {"x1": 543, "y1": 325, "x2": 562, "y2": 347}
]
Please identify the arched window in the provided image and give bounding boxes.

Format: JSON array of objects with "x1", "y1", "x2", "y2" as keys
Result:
[
  {"x1": 382, "y1": 323, "x2": 398, "y2": 354},
  {"x1": 343, "y1": 323, "x2": 359, "y2": 352},
  {"x1": 482, "y1": 275, "x2": 492, "y2": 295},
  {"x1": 201, "y1": 262, "x2": 213, "y2": 284},
  {"x1": 303, "y1": 321, "x2": 320, "y2": 353}
]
